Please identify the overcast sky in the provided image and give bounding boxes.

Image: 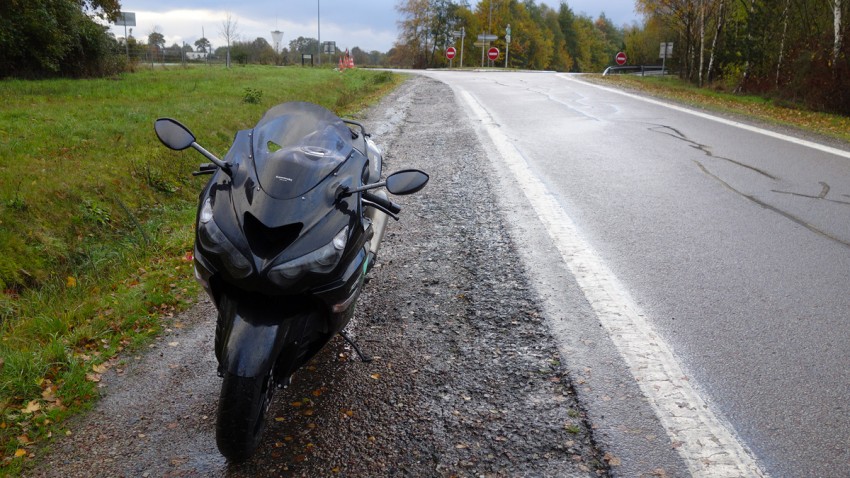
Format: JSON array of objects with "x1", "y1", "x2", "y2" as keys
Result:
[{"x1": 109, "y1": 1, "x2": 640, "y2": 53}]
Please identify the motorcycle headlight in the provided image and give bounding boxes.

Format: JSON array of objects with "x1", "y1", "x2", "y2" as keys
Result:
[
  {"x1": 197, "y1": 213, "x2": 253, "y2": 279},
  {"x1": 199, "y1": 197, "x2": 214, "y2": 224},
  {"x1": 268, "y1": 226, "x2": 349, "y2": 286}
]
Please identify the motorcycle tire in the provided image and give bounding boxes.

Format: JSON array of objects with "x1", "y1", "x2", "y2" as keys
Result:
[{"x1": 215, "y1": 370, "x2": 275, "y2": 461}]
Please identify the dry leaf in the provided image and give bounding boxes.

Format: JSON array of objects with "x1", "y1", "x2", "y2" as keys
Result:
[
  {"x1": 370, "y1": 373, "x2": 380, "y2": 380},
  {"x1": 22, "y1": 400, "x2": 40, "y2": 414},
  {"x1": 65, "y1": 276, "x2": 77, "y2": 288},
  {"x1": 14, "y1": 449, "x2": 26, "y2": 458},
  {"x1": 92, "y1": 363, "x2": 107, "y2": 374}
]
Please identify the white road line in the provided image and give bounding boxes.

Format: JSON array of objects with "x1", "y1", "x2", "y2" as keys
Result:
[
  {"x1": 560, "y1": 74, "x2": 850, "y2": 160},
  {"x1": 458, "y1": 90, "x2": 767, "y2": 477}
]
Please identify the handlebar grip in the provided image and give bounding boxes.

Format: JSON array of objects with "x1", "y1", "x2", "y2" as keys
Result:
[{"x1": 362, "y1": 191, "x2": 401, "y2": 215}]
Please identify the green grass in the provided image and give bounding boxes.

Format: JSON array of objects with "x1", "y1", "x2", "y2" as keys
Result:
[
  {"x1": 0, "y1": 64, "x2": 403, "y2": 472},
  {"x1": 592, "y1": 74, "x2": 850, "y2": 143}
]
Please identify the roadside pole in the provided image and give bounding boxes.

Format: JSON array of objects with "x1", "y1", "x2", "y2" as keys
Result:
[{"x1": 505, "y1": 24, "x2": 511, "y2": 68}]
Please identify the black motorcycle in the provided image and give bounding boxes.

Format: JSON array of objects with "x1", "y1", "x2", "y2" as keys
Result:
[{"x1": 153, "y1": 102, "x2": 428, "y2": 460}]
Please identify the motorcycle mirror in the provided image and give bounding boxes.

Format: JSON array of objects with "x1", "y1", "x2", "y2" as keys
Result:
[
  {"x1": 154, "y1": 118, "x2": 196, "y2": 151},
  {"x1": 385, "y1": 169, "x2": 430, "y2": 195}
]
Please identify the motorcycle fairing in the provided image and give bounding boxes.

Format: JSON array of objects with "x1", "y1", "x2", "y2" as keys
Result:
[
  {"x1": 251, "y1": 102, "x2": 355, "y2": 200},
  {"x1": 195, "y1": 104, "x2": 372, "y2": 292}
]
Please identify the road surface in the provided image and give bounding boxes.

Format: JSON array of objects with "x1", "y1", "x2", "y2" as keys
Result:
[{"x1": 416, "y1": 69, "x2": 850, "y2": 477}]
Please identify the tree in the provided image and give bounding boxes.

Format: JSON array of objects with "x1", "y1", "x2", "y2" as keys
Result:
[
  {"x1": 220, "y1": 12, "x2": 240, "y2": 68},
  {"x1": 195, "y1": 37, "x2": 211, "y2": 54},
  {"x1": 0, "y1": 0, "x2": 125, "y2": 77},
  {"x1": 287, "y1": 36, "x2": 319, "y2": 64}
]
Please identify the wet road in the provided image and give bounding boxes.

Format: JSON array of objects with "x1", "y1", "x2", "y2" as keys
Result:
[{"x1": 415, "y1": 70, "x2": 850, "y2": 477}]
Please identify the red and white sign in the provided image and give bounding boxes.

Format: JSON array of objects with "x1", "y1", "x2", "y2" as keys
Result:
[
  {"x1": 446, "y1": 47, "x2": 457, "y2": 60},
  {"x1": 615, "y1": 51, "x2": 627, "y2": 65},
  {"x1": 488, "y1": 47, "x2": 499, "y2": 61}
]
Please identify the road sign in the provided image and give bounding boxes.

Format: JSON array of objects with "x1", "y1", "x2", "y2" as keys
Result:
[
  {"x1": 659, "y1": 42, "x2": 674, "y2": 59},
  {"x1": 446, "y1": 47, "x2": 457, "y2": 60},
  {"x1": 478, "y1": 34, "x2": 498, "y2": 41},
  {"x1": 473, "y1": 41, "x2": 490, "y2": 48},
  {"x1": 488, "y1": 47, "x2": 499, "y2": 61},
  {"x1": 615, "y1": 51, "x2": 627, "y2": 65},
  {"x1": 115, "y1": 12, "x2": 136, "y2": 27}
]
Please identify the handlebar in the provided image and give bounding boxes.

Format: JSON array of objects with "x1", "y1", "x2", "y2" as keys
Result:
[{"x1": 362, "y1": 191, "x2": 401, "y2": 215}]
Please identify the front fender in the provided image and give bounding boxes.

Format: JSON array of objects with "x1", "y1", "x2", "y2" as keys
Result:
[{"x1": 216, "y1": 294, "x2": 294, "y2": 378}]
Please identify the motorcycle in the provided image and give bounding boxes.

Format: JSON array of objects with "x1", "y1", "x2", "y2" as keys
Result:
[{"x1": 153, "y1": 102, "x2": 428, "y2": 460}]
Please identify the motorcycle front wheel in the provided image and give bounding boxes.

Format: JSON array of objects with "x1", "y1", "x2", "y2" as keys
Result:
[{"x1": 215, "y1": 370, "x2": 275, "y2": 461}]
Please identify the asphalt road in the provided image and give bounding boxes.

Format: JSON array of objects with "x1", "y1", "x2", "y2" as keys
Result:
[{"x1": 414, "y1": 70, "x2": 850, "y2": 477}]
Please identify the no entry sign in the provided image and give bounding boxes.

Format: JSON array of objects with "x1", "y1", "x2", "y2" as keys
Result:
[
  {"x1": 488, "y1": 47, "x2": 499, "y2": 61},
  {"x1": 615, "y1": 51, "x2": 627, "y2": 65},
  {"x1": 446, "y1": 47, "x2": 457, "y2": 60}
]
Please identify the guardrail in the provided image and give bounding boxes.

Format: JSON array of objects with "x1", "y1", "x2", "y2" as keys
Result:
[{"x1": 602, "y1": 65, "x2": 668, "y2": 76}]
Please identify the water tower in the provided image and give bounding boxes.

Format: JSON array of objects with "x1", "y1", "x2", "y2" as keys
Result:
[{"x1": 271, "y1": 30, "x2": 284, "y2": 54}]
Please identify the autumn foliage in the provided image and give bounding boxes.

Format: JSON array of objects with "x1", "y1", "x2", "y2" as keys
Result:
[{"x1": 633, "y1": 0, "x2": 850, "y2": 115}]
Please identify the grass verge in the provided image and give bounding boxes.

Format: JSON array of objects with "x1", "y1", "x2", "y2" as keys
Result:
[
  {"x1": 590, "y1": 74, "x2": 850, "y2": 144},
  {"x1": 0, "y1": 65, "x2": 403, "y2": 473}
]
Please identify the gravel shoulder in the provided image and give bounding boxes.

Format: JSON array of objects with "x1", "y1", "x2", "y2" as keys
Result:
[{"x1": 27, "y1": 76, "x2": 607, "y2": 477}]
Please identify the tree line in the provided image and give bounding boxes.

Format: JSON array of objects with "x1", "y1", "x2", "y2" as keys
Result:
[
  {"x1": 630, "y1": 0, "x2": 850, "y2": 114},
  {"x1": 6, "y1": 0, "x2": 849, "y2": 115},
  {"x1": 392, "y1": 0, "x2": 626, "y2": 72}
]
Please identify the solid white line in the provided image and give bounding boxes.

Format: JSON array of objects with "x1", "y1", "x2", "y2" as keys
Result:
[
  {"x1": 458, "y1": 90, "x2": 767, "y2": 477},
  {"x1": 560, "y1": 74, "x2": 850, "y2": 160}
]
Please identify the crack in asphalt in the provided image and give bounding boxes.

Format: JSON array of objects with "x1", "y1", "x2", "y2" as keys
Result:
[
  {"x1": 650, "y1": 124, "x2": 850, "y2": 248},
  {"x1": 693, "y1": 161, "x2": 850, "y2": 249},
  {"x1": 649, "y1": 124, "x2": 778, "y2": 180}
]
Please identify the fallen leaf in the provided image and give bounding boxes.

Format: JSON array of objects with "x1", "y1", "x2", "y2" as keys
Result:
[
  {"x1": 168, "y1": 342, "x2": 179, "y2": 347},
  {"x1": 14, "y1": 449, "x2": 26, "y2": 458},
  {"x1": 604, "y1": 452, "x2": 622, "y2": 466},
  {"x1": 303, "y1": 409, "x2": 314, "y2": 416},
  {"x1": 22, "y1": 400, "x2": 40, "y2": 414},
  {"x1": 85, "y1": 373, "x2": 101, "y2": 383},
  {"x1": 370, "y1": 373, "x2": 380, "y2": 380},
  {"x1": 66, "y1": 277, "x2": 77, "y2": 288},
  {"x1": 92, "y1": 363, "x2": 107, "y2": 374},
  {"x1": 275, "y1": 417, "x2": 285, "y2": 422}
]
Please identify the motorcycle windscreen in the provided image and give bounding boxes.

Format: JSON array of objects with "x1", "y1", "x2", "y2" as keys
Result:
[{"x1": 251, "y1": 102, "x2": 354, "y2": 200}]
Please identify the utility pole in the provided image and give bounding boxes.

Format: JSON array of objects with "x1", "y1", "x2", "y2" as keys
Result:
[{"x1": 317, "y1": 0, "x2": 321, "y2": 66}]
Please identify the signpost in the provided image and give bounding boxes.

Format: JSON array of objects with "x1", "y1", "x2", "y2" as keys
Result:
[
  {"x1": 659, "y1": 42, "x2": 673, "y2": 75},
  {"x1": 477, "y1": 34, "x2": 497, "y2": 66},
  {"x1": 114, "y1": 12, "x2": 136, "y2": 59},
  {"x1": 452, "y1": 27, "x2": 465, "y2": 68},
  {"x1": 615, "y1": 51, "x2": 627, "y2": 65},
  {"x1": 505, "y1": 24, "x2": 511, "y2": 68}
]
